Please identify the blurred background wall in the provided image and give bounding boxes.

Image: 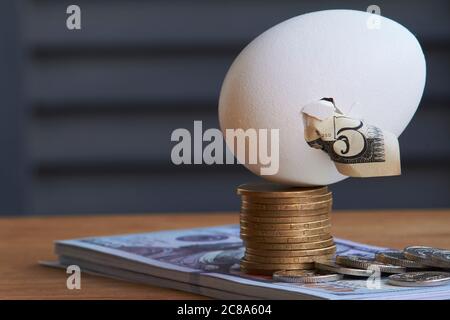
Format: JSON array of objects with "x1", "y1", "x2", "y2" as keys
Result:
[{"x1": 0, "y1": 0, "x2": 449, "y2": 215}]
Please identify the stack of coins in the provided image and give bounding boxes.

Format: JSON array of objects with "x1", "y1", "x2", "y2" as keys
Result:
[{"x1": 237, "y1": 183, "x2": 336, "y2": 275}]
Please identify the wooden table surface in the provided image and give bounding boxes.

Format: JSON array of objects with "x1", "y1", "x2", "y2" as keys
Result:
[{"x1": 1, "y1": 209, "x2": 450, "y2": 300}]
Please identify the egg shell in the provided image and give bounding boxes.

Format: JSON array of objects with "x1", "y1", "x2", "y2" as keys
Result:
[{"x1": 218, "y1": 9, "x2": 426, "y2": 186}]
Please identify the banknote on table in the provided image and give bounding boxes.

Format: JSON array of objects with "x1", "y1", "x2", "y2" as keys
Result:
[
  {"x1": 41, "y1": 224, "x2": 450, "y2": 300},
  {"x1": 302, "y1": 98, "x2": 401, "y2": 177}
]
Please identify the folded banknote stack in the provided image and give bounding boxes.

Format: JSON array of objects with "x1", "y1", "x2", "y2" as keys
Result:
[
  {"x1": 237, "y1": 183, "x2": 336, "y2": 275},
  {"x1": 46, "y1": 225, "x2": 450, "y2": 299}
]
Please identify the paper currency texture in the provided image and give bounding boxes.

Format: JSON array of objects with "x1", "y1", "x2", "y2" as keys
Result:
[{"x1": 302, "y1": 99, "x2": 401, "y2": 177}]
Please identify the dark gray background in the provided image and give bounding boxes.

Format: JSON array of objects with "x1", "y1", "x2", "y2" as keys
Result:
[{"x1": 0, "y1": 0, "x2": 449, "y2": 216}]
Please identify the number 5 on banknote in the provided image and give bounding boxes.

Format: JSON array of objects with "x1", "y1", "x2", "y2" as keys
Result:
[{"x1": 302, "y1": 98, "x2": 401, "y2": 177}]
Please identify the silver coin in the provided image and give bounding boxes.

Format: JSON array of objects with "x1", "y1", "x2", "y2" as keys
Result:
[
  {"x1": 375, "y1": 251, "x2": 427, "y2": 269},
  {"x1": 387, "y1": 271, "x2": 450, "y2": 287},
  {"x1": 403, "y1": 246, "x2": 445, "y2": 268},
  {"x1": 336, "y1": 255, "x2": 406, "y2": 274},
  {"x1": 272, "y1": 270, "x2": 343, "y2": 283},
  {"x1": 431, "y1": 250, "x2": 450, "y2": 269},
  {"x1": 315, "y1": 260, "x2": 374, "y2": 277}
]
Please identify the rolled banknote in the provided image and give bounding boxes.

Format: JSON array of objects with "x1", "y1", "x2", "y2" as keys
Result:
[{"x1": 301, "y1": 98, "x2": 401, "y2": 177}]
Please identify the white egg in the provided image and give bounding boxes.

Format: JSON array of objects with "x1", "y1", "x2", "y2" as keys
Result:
[{"x1": 218, "y1": 9, "x2": 426, "y2": 186}]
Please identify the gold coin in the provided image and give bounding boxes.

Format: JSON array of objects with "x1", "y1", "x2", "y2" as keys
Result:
[
  {"x1": 240, "y1": 207, "x2": 331, "y2": 217},
  {"x1": 241, "y1": 192, "x2": 332, "y2": 204},
  {"x1": 245, "y1": 245, "x2": 336, "y2": 257},
  {"x1": 240, "y1": 259, "x2": 315, "y2": 270},
  {"x1": 243, "y1": 238, "x2": 334, "y2": 250},
  {"x1": 241, "y1": 199, "x2": 332, "y2": 211},
  {"x1": 239, "y1": 266, "x2": 278, "y2": 276},
  {"x1": 240, "y1": 232, "x2": 332, "y2": 243},
  {"x1": 239, "y1": 265, "x2": 313, "y2": 276},
  {"x1": 240, "y1": 225, "x2": 331, "y2": 237},
  {"x1": 240, "y1": 219, "x2": 330, "y2": 230},
  {"x1": 239, "y1": 214, "x2": 330, "y2": 224},
  {"x1": 244, "y1": 253, "x2": 335, "y2": 264},
  {"x1": 237, "y1": 183, "x2": 328, "y2": 198}
]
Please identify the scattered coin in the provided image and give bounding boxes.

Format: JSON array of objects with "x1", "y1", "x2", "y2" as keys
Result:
[
  {"x1": 387, "y1": 271, "x2": 450, "y2": 287},
  {"x1": 272, "y1": 270, "x2": 343, "y2": 283},
  {"x1": 431, "y1": 250, "x2": 450, "y2": 269},
  {"x1": 336, "y1": 255, "x2": 406, "y2": 274},
  {"x1": 315, "y1": 260, "x2": 375, "y2": 277},
  {"x1": 375, "y1": 251, "x2": 427, "y2": 269},
  {"x1": 403, "y1": 246, "x2": 445, "y2": 268}
]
